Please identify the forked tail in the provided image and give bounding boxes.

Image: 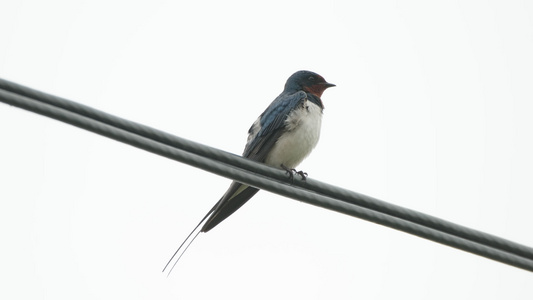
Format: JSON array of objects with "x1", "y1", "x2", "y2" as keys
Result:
[{"x1": 162, "y1": 205, "x2": 215, "y2": 275}]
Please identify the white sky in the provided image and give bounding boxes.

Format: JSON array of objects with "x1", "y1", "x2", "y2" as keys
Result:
[{"x1": 1, "y1": 1, "x2": 533, "y2": 299}]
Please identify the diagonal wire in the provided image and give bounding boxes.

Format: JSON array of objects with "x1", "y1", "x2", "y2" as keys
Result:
[
  {"x1": 2, "y1": 78, "x2": 533, "y2": 263},
  {"x1": 1, "y1": 78, "x2": 533, "y2": 272},
  {"x1": 2, "y1": 78, "x2": 532, "y2": 262}
]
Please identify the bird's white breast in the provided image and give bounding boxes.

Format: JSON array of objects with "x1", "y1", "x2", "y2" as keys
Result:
[{"x1": 265, "y1": 100, "x2": 322, "y2": 169}]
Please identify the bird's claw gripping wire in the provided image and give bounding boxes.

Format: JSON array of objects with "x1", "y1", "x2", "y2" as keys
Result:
[{"x1": 281, "y1": 164, "x2": 308, "y2": 182}]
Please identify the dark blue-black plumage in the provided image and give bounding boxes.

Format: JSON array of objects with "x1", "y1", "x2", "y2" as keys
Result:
[
  {"x1": 164, "y1": 70, "x2": 334, "y2": 273},
  {"x1": 202, "y1": 70, "x2": 334, "y2": 232}
]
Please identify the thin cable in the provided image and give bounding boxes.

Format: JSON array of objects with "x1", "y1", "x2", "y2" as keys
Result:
[
  {"x1": 1, "y1": 78, "x2": 531, "y2": 262},
  {"x1": 1, "y1": 80, "x2": 533, "y2": 272},
  {"x1": 1, "y1": 78, "x2": 532, "y2": 261}
]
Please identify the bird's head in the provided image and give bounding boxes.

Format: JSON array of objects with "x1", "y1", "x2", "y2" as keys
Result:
[{"x1": 284, "y1": 70, "x2": 335, "y2": 98}]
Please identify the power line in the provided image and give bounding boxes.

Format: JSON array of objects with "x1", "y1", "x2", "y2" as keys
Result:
[
  {"x1": 1, "y1": 78, "x2": 532, "y2": 272},
  {"x1": 3, "y1": 78, "x2": 532, "y2": 263}
]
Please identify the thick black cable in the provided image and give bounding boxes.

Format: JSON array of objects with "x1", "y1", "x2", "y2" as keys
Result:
[
  {"x1": 1, "y1": 78, "x2": 532, "y2": 262},
  {"x1": 1, "y1": 80, "x2": 533, "y2": 272}
]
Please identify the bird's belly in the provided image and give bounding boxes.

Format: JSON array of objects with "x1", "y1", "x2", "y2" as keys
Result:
[{"x1": 265, "y1": 101, "x2": 322, "y2": 169}]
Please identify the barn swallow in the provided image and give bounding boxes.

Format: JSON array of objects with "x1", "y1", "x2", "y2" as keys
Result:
[{"x1": 164, "y1": 70, "x2": 335, "y2": 273}]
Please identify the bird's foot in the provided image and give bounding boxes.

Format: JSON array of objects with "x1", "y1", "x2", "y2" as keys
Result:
[
  {"x1": 296, "y1": 170, "x2": 308, "y2": 180},
  {"x1": 281, "y1": 164, "x2": 308, "y2": 181}
]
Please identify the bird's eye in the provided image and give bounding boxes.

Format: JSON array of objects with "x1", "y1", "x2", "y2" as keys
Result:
[{"x1": 308, "y1": 76, "x2": 315, "y2": 81}]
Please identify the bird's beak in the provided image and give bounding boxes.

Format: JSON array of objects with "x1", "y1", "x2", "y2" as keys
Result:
[{"x1": 322, "y1": 82, "x2": 336, "y2": 88}]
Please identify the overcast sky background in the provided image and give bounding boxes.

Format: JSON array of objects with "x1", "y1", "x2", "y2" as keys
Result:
[{"x1": 1, "y1": 1, "x2": 533, "y2": 299}]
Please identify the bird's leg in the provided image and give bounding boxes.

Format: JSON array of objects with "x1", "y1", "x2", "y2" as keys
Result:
[
  {"x1": 281, "y1": 164, "x2": 308, "y2": 181},
  {"x1": 281, "y1": 164, "x2": 295, "y2": 181}
]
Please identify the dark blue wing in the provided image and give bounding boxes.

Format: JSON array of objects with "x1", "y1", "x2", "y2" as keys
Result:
[
  {"x1": 199, "y1": 91, "x2": 307, "y2": 233},
  {"x1": 164, "y1": 89, "x2": 311, "y2": 271},
  {"x1": 243, "y1": 90, "x2": 307, "y2": 162}
]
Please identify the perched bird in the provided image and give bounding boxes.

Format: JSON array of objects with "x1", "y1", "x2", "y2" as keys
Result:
[{"x1": 164, "y1": 70, "x2": 335, "y2": 273}]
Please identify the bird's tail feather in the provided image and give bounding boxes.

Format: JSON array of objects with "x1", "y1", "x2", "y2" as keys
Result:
[
  {"x1": 163, "y1": 182, "x2": 259, "y2": 275},
  {"x1": 162, "y1": 205, "x2": 216, "y2": 276},
  {"x1": 201, "y1": 183, "x2": 259, "y2": 233}
]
